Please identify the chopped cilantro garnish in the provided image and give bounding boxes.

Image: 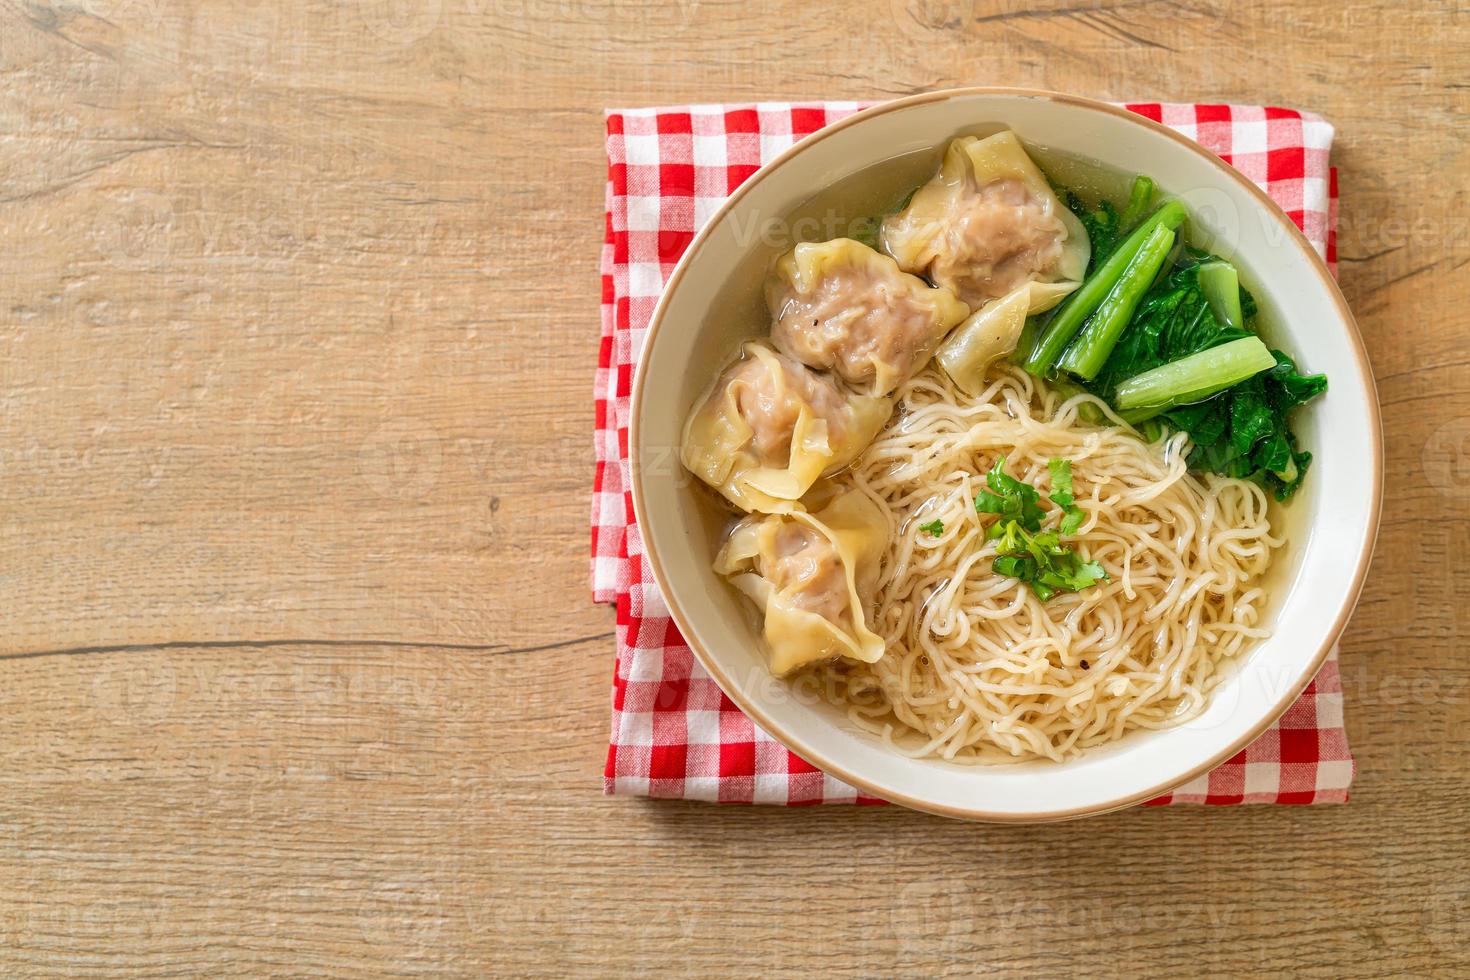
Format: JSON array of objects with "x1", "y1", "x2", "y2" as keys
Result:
[
  {"x1": 918, "y1": 518, "x2": 944, "y2": 537},
  {"x1": 974, "y1": 456, "x2": 1108, "y2": 601},
  {"x1": 1046, "y1": 458, "x2": 1086, "y2": 535},
  {"x1": 989, "y1": 525, "x2": 1109, "y2": 601},
  {"x1": 974, "y1": 456, "x2": 1047, "y2": 532}
]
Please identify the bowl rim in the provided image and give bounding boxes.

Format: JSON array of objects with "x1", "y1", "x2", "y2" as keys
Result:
[{"x1": 627, "y1": 85, "x2": 1383, "y2": 822}]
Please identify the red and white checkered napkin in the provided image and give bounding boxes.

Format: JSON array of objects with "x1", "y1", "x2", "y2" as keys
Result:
[{"x1": 593, "y1": 101, "x2": 1354, "y2": 807}]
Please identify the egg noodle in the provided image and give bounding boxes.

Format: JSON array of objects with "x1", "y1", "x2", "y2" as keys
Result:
[{"x1": 811, "y1": 364, "x2": 1281, "y2": 762}]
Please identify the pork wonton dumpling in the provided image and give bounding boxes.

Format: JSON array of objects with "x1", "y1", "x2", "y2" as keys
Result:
[
  {"x1": 880, "y1": 130, "x2": 1090, "y2": 312},
  {"x1": 715, "y1": 488, "x2": 888, "y2": 674},
  {"x1": 766, "y1": 238, "x2": 970, "y2": 396},
  {"x1": 681, "y1": 342, "x2": 892, "y2": 513}
]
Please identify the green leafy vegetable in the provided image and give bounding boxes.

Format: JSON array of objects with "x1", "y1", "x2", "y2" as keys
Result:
[
  {"x1": 1265, "y1": 348, "x2": 1330, "y2": 410},
  {"x1": 1086, "y1": 259, "x2": 1251, "y2": 398},
  {"x1": 1119, "y1": 175, "x2": 1156, "y2": 231},
  {"x1": 1069, "y1": 247, "x2": 1327, "y2": 499},
  {"x1": 1114, "y1": 336, "x2": 1277, "y2": 415},
  {"x1": 974, "y1": 457, "x2": 1106, "y2": 600},
  {"x1": 1061, "y1": 175, "x2": 1155, "y2": 274},
  {"x1": 1240, "y1": 280, "x2": 1259, "y2": 322},
  {"x1": 1056, "y1": 222, "x2": 1178, "y2": 380},
  {"x1": 1160, "y1": 350, "x2": 1327, "y2": 498},
  {"x1": 1063, "y1": 190, "x2": 1121, "y2": 272},
  {"x1": 1197, "y1": 260, "x2": 1243, "y2": 332},
  {"x1": 918, "y1": 518, "x2": 945, "y2": 537},
  {"x1": 1022, "y1": 199, "x2": 1188, "y2": 376},
  {"x1": 1047, "y1": 176, "x2": 1329, "y2": 501}
]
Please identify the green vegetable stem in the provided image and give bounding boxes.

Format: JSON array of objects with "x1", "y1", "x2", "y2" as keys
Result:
[
  {"x1": 1119, "y1": 175, "x2": 1155, "y2": 230},
  {"x1": 1056, "y1": 223, "x2": 1177, "y2": 381},
  {"x1": 1114, "y1": 336, "x2": 1278, "y2": 418},
  {"x1": 1022, "y1": 199, "x2": 1188, "y2": 377},
  {"x1": 1049, "y1": 173, "x2": 1328, "y2": 500},
  {"x1": 1197, "y1": 260, "x2": 1244, "y2": 332}
]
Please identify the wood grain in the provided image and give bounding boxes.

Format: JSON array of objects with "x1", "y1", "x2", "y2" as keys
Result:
[{"x1": 1, "y1": 0, "x2": 1466, "y2": 975}]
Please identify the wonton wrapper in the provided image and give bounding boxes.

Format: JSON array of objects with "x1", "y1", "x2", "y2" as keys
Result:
[
  {"x1": 880, "y1": 130, "x2": 1090, "y2": 310},
  {"x1": 715, "y1": 488, "x2": 888, "y2": 674},
  {"x1": 681, "y1": 342, "x2": 892, "y2": 513},
  {"x1": 766, "y1": 238, "x2": 970, "y2": 396},
  {"x1": 934, "y1": 282, "x2": 1033, "y2": 396}
]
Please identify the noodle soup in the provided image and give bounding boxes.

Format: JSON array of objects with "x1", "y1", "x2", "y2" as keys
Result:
[
  {"x1": 680, "y1": 128, "x2": 1327, "y2": 764},
  {"x1": 811, "y1": 366, "x2": 1279, "y2": 762}
]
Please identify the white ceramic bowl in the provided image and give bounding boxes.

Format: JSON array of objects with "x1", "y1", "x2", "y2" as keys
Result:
[{"x1": 629, "y1": 88, "x2": 1381, "y2": 821}]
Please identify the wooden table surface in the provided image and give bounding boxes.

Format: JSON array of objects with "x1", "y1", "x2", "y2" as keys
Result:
[{"x1": 2, "y1": 0, "x2": 1467, "y2": 976}]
